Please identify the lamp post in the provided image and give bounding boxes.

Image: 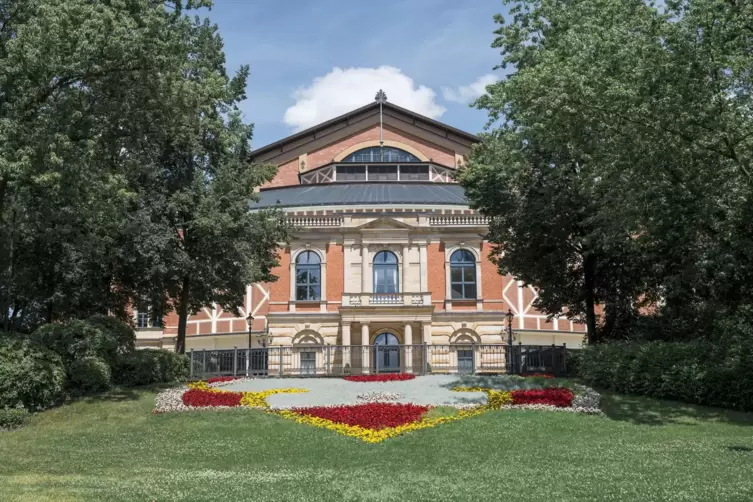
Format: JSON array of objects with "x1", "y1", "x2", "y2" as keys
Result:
[{"x1": 505, "y1": 309, "x2": 515, "y2": 374}]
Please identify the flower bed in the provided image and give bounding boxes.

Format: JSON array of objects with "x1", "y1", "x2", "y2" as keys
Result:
[
  {"x1": 205, "y1": 376, "x2": 243, "y2": 384},
  {"x1": 276, "y1": 406, "x2": 485, "y2": 443},
  {"x1": 522, "y1": 373, "x2": 554, "y2": 378},
  {"x1": 344, "y1": 373, "x2": 415, "y2": 382},
  {"x1": 290, "y1": 403, "x2": 429, "y2": 429},
  {"x1": 356, "y1": 391, "x2": 403, "y2": 403},
  {"x1": 510, "y1": 388, "x2": 573, "y2": 407},
  {"x1": 153, "y1": 381, "x2": 308, "y2": 413},
  {"x1": 453, "y1": 386, "x2": 581, "y2": 409}
]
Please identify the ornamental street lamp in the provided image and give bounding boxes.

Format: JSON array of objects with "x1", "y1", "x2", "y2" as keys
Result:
[{"x1": 505, "y1": 309, "x2": 515, "y2": 374}]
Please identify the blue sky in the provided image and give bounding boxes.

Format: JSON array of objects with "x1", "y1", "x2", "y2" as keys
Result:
[{"x1": 206, "y1": 0, "x2": 510, "y2": 148}]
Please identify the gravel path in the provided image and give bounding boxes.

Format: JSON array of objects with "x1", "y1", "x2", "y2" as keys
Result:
[{"x1": 221, "y1": 375, "x2": 491, "y2": 408}]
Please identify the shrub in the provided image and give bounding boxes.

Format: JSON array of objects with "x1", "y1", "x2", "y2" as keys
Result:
[
  {"x1": 113, "y1": 349, "x2": 189, "y2": 387},
  {"x1": 84, "y1": 315, "x2": 135, "y2": 357},
  {"x1": 0, "y1": 407, "x2": 31, "y2": 430},
  {"x1": 578, "y1": 339, "x2": 753, "y2": 411},
  {"x1": 31, "y1": 320, "x2": 118, "y2": 368},
  {"x1": 0, "y1": 338, "x2": 66, "y2": 411},
  {"x1": 67, "y1": 357, "x2": 112, "y2": 395}
]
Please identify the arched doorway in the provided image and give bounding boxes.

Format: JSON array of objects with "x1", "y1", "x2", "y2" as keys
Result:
[{"x1": 374, "y1": 332, "x2": 400, "y2": 372}]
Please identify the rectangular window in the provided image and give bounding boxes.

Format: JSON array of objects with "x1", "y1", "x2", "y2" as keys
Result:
[
  {"x1": 399, "y1": 165, "x2": 429, "y2": 181},
  {"x1": 136, "y1": 311, "x2": 149, "y2": 329},
  {"x1": 367, "y1": 165, "x2": 398, "y2": 181},
  {"x1": 336, "y1": 165, "x2": 366, "y2": 181}
]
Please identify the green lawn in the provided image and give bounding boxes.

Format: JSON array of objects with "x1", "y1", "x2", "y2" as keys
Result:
[{"x1": 2, "y1": 387, "x2": 753, "y2": 501}]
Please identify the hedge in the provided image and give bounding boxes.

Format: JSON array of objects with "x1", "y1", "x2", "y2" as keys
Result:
[
  {"x1": 113, "y1": 349, "x2": 189, "y2": 387},
  {"x1": 578, "y1": 340, "x2": 753, "y2": 411},
  {"x1": 0, "y1": 338, "x2": 66, "y2": 411},
  {"x1": 67, "y1": 357, "x2": 112, "y2": 395},
  {"x1": 0, "y1": 407, "x2": 31, "y2": 430}
]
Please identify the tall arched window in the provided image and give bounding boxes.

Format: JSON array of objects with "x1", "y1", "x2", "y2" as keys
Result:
[
  {"x1": 295, "y1": 251, "x2": 321, "y2": 301},
  {"x1": 373, "y1": 251, "x2": 399, "y2": 293},
  {"x1": 450, "y1": 250, "x2": 477, "y2": 299},
  {"x1": 342, "y1": 146, "x2": 420, "y2": 163}
]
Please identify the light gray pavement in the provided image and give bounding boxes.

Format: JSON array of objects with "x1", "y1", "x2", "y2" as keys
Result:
[{"x1": 221, "y1": 375, "x2": 491, "y2": 408}]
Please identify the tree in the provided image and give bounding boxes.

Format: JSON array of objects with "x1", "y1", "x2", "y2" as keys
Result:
[
  {"x1": 0, "y1": 0, "x2": 289, "y2": 342},
  {"x1": 461, "y1": 0, "x2": 753, "y2": 341}
]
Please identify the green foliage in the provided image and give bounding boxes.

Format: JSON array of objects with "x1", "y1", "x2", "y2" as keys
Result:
[
  {"x1": 0, "y1": 407, "x2": 31, "y2": 430},
  {"x1": 31, "y1": 320, "x2": 119, "y2": 369},
  {"x1": 84, "y1": 315, "x2": 135, "y2": 356},
  {"x1": 578, "y1": 337, "x2": 753, "y2": 411},
  {"x1": 67, "y1": 357, "x2": 112, "y2": 395},
  {"x1": 0, "y1": 338, "x2": 65, "y2": 411},
  {"x1": 462, "y1": 0, "x2": 753, "y2": 341},
  {"x1": 113, "y1": 350, "x2": 189, "y2": 387},
  {"x1": 0, "y1": 0, "x2": 288, "y2": 344}
]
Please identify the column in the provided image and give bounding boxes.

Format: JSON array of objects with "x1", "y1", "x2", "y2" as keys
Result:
[
  {"x1": 402, "y1": 243, "x2": 409, "y2": 294},
  {"x1": 361, "y1": 323, "x2": 370, "y2": 374},
  {"x1": 419, "y1": 243, "x2": 428, "y2": 292},
  {"x1": 341, "y1": 323, "x2": 351, "y2": 372},
  {"x1": 361, "y1": 243, "x2": 369, "y2": 293},
  {"x1": 422, "y1": 322, "x2": 432, "y2": 374},
  {"x1": 404, "y1": 323, "x2": 413, "y2": 373}
]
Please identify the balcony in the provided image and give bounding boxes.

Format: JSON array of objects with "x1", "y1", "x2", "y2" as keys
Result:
[{"x1": 342, "y1": 292, "x2": 432, "y2": 307}]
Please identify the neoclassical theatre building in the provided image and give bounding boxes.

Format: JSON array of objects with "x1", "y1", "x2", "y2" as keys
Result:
[{"x1": 135, "y1": 96, "x2": 586, "y2": 370}]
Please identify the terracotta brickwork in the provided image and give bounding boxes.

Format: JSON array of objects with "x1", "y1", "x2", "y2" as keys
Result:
[
  {"x1": 305, "y1": 125, "x2": 456, "y2": 172},
  {"x1": 427, "y1": 242, "x2": 446, "y2": 309},
  {"x1": 327, "y1": 243, "x2": 344, "y2": 312},
  {"x1": 261, "y1": 158, "x2": 299, "y2": 189}
]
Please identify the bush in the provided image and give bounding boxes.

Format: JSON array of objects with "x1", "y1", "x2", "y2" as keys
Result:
[
  {"x1": 0, "y1": 338, "x2": 66, "y2": 411},
  {"x1": 84, "y1": 315, "x2": 135, "y2": 357},
  {"x1": 67, "y1": 357, "x2": 112, "y2": 395},
  {"x1": 0, "y1": 407, "x2": 31, "y2": 430},
  {"x1": 578, "y1": 338, "x2": 753, "y2": 411},
  {"x1": 31, "y1": 320, "x2": 118, "y2": 368},
  {"x1": 113, "y1": 349, "x2": 189, "y2": 387}
]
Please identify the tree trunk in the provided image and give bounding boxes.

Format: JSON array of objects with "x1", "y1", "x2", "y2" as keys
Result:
[
  {"x1": 583, "y1": 253, "x2": 598, "y2": 344},
  {"x1": 175, "y1": 275, "x2": 191, "y2": 354}
]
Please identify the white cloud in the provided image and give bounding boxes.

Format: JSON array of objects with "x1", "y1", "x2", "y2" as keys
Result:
[
  {"x1": 283, "y1": 66, "x2": 446, "y2": 131},
  {"x1": 442, "y1": 74, "x2": 500, "y2": 104}
]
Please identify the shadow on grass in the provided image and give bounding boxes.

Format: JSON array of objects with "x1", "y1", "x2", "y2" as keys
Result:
[
  {"x1": 599, "y1": 392, "x2": 753, "y2": 427},
  {"x1": 77, "y1": 383, "x2": 174, "y2": 405}
]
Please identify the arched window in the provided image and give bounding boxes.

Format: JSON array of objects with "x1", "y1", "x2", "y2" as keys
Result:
[
  {"x1": 295, "y1": 251, "x2": 321, "y2": 301},
  {"x1": 450, "y1": 250, "x2": 476, "y2": 299},
  {"x1": 373, "y1": 251, "x2": 399, "y2": 293},
  {"x1": 342, "y1": 146, "x2": 420, "y2": 163}
]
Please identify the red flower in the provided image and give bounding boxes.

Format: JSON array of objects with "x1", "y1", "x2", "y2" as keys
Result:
[
  {"x1": 510, "y1": 388, "x2": 574, "y2": 407},
  {"x1": 182, "y1": 388, "x2": 243, "y2": 407},
  {"x1": 343, "y1": 374, "x2": 416, "y2": 382},
  {"x1": 292, "y1": 403, "x2": 429, "y2": 430},
  {"x1": 206, "y1": 376, "x2": 242, "y2": 384},
  {"x1": 523, "y1": 373, "x2": 554, "y2": 379}
]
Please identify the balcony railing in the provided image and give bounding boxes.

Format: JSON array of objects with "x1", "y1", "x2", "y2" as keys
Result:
[
  {"x1": 429, "y1": 215, "x2": 489, "y2": 226},
  {"x1": 342, "y1": 292, "x2": 431, "y2": 307},
  {"x1": 287, "y1": 216, "x2": 343, "y2": 227}
]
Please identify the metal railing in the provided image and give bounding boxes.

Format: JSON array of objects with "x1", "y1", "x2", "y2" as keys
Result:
[{"x1": 188, "y1": 343, "x2": 573, "y2": 378}]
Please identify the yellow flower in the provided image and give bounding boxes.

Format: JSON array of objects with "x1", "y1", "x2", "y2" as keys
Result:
[{"x1": 451, "y1": 387, "x2": 512, "y2": 409}]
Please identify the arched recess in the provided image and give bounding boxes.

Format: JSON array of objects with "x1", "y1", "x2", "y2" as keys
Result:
[
  {"x1": 333, "y1": 140, "x2": 430, "y2": 162},
  {"x1": 449, "y1": 328, "x2": 481, "y2": 345},
  {"x1": 292, "y1": 329, "x2": 324, "y2": 345}
]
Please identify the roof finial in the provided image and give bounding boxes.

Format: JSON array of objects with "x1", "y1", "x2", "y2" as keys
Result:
[
  {"x1": 375, "y1": 89, "x2": 387, "y2": 103},
  {"x1": 375, "y1": 90, "x2": 387, "y2": 156}
]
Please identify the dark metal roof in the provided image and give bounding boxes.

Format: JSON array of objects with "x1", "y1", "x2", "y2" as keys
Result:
[
  {"x1": 252, "y1": 183, "x2": 468, "y2": 209},
  {"x1": 249, "y1": 101, "x2": 479, "y2": 160}
]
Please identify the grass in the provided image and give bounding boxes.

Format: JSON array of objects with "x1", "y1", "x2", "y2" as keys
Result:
[{"x1": 1, "y1": 387, "x2": 753, "y2": 501}]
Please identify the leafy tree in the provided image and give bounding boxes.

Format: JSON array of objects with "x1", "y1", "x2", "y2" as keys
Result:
[
  {"x1": 461, "y1": 0, "x2": 753, "y2": 341},
  {"x1": 0, "y1": 0, "x2": 289, "y2": 344}
]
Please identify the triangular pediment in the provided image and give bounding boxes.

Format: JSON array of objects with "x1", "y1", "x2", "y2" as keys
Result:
[{"x1": 356, "y1": 217, "x2": 415, "y2": 231}]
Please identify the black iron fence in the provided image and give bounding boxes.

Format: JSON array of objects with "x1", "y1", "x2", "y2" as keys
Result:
[{"x1": 188, "y1": 343, "x2": 574, "y2": 378}]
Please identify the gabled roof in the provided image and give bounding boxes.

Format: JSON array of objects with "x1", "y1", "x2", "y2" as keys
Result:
[{"x1": 249, "y1": 101, "x2": 479, "y2": 165}]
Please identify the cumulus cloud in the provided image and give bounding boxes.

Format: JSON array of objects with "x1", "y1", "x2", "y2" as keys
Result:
[
  {"x1": 283, "y1": 66, "x2": 446, "y2": 131},
  {"x1": 442, "y1": 74, "x2": 500, "y2": 104}
]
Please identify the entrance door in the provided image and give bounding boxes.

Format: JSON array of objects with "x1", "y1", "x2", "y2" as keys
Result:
[
  {"x1": 374, "y1": 332, "x2": 400, "y2": 372},
  {"x1": 457, "y1": 349, "x2": 474, "y2": 374}
]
